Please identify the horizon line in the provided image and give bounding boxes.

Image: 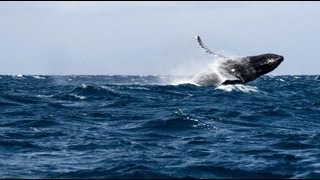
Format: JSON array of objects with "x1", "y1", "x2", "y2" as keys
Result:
[{"x1": 1, "y1": 74, "x2": 319, "y2": 76}]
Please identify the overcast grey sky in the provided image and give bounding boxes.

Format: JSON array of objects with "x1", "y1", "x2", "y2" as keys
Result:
[{"x1": 0, "y1": 1, "x2": 319, "y2": 75}]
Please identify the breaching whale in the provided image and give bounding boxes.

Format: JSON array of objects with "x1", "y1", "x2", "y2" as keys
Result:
[{"x1": 195, "y1": 36, "x2": 284, "y2": 86}]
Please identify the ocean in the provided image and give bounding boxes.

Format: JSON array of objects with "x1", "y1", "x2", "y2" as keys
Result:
[{"x1": 0, "y1": 75, "x2": 320, "y2": 178}]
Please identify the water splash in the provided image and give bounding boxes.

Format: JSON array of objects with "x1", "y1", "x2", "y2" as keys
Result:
[{"x1": 167, "y1": 55, "x2": 239, "y2": 86}]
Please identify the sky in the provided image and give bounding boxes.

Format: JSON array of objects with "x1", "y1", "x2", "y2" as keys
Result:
[{"x1": 0, "y1": 1, "x2": 319, "y2": 75}]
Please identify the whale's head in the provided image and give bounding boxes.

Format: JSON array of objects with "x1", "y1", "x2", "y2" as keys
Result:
[
  {"x1": 246, "y1": 53, "x2": 284, "y2": 77},
  {"x1": 217, "y1": 53, "x2": 284, "y2": 85}
]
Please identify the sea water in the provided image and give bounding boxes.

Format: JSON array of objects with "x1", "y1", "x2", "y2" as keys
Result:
[{"x1": 0, "y1": 75, "x2": 320, "y2": 178}]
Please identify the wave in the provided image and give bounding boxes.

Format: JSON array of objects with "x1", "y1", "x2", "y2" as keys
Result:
[
  {"x1": 136, "y1": 109, "x2": 214, "y2": 131},
  {"x1": 0, "y1": 93, "x2": 41, "y2": 105},
  {"x1": 53, "y1": 84, "x2": 121, "y2": 101}
]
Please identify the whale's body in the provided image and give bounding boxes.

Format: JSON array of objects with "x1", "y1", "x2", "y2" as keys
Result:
[{"x1": 195, "y1": 36, "x2": 284, "y2": 86}]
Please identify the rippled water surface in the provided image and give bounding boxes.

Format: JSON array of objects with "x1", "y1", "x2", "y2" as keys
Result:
[{"x1": 1, "y1": 75, "x2": 320, "y2": 178}]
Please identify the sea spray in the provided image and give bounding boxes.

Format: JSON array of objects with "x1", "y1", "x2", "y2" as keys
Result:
[{"x1": 167, "y1": 56, "x2": 238, "y2": 86}]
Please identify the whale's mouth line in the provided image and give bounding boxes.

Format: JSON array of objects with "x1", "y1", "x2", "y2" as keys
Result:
[{"x1": 277, "y1": 56, "x2": 284, "y2": 62}]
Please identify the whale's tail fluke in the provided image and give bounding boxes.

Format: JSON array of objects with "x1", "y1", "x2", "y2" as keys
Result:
[{"x1": 196, "y1": 35, "x2": 227, "y2": 59}]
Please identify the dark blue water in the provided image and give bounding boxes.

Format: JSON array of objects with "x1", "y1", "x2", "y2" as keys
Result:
[{"x1": 1, "y1": 75, "x2": 320, "y2": 178}]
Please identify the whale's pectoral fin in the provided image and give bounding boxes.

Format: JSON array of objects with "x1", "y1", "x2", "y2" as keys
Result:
[
  {"x1": 196, "y1": 36, "x2": 227, "y2": 58},
  {"x1": 220, "y1": 79, "x2": 243, "y2": 85},
  {"x1": 196, "y1": 36, "x2": 215, "y2": 55}
]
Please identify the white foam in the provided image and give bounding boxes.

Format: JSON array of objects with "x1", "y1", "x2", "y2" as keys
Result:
[
  {"x1": 216, "y1": 84, "x2": 259, "y2": 93},
  {"x1": 128, "y1": 86, "x2": 150, "y2": 90},
  {"x1": 13, "y1": 74, "x2": 24, "y2": 78},
  {"x1": 74, "y1": 94, "x2": 86, "y2": 100},
  {"x1": 31, "y1": 127, "x2": 39, "y2": 132},
  {"x1": 70, "y1": 93, "x2": 86, "y2": 100},
  {"x1": 36, "y1": 94, "x2": 53, "y2": 98},
  {"x1": 33, "y1": 75, "x2": 45, "y2": 79},
  {"x1": 80, "y1": 83, "x2": 88, "y2": 88}
]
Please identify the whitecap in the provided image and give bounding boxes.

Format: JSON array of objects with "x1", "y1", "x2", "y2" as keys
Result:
[
  {"x1": 33, "y1": 75, "x2": 45, "y2": 79},
  {"x1": 170, "y1": 79, "x2": 199, "y2": 86},
  {"x1": 36, "y1": 94, "x2": 53, "y2": 98},
  {"x1": 128, "y1": 86, "x2": 150, "y2": 90},
  {"x1": 31, "y1": 127, "x2": 39, "y2": 132},
  {"x1": 216, "y1": 84, "x2": 259, "y2": 93},
  {"x1": 80, "y1": 83, "x2": 88, "y2": 88},
  {"x1": 74, "y1": 94, "x2": 86, "y2": 100},
  {"x1": 13, "y1": 74, "x2": 24, "y2": 78}
]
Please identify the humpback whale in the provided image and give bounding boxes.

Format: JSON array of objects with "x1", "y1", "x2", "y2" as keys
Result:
[{"x1": 195, "y1": 36, "x2": 284, "y2": 86}]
